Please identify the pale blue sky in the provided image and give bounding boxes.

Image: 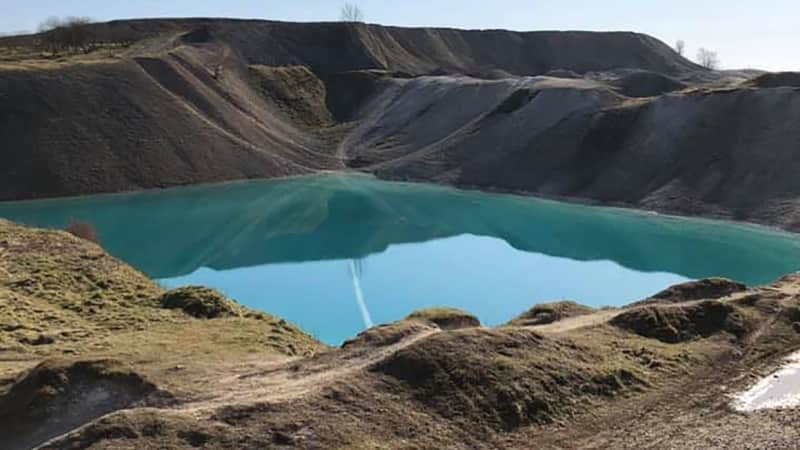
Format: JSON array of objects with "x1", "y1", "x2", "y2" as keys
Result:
[{"x1": 1, "y1": 0, "x2": 798, "y2": 71}]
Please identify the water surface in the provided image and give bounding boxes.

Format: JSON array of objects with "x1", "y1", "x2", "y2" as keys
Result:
[{"x1": 1, "y1": 175, "x2": 799, "y2": 344}]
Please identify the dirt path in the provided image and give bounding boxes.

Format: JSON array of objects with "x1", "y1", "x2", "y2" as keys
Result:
[
  {"x1": 529, "y1": 309, "x2": 622, "y2": 334},
  {"x1": 531, "y1": 285, "x2": 790, "y2": 336},
  {"x1": 176, "y1": 328, "x2": 439, "y2": 415},
  {"x1": 175, "y1": 304, "x2": 627, "y2": 415},
  {"x1": 178, "y1": 289, "x2": 776, "y2": 414}
]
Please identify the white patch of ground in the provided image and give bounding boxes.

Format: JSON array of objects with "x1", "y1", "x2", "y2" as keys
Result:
[{"x1": 733, "y1": 351, "x2": 800, "y2": 411}]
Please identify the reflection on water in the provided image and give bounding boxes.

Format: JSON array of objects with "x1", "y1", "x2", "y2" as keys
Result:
[
  {"x1": 349, "y1": 259, "x2": 373, "y2": 328},
  {"x1": 1, "y1": 174, "x2": 799, "y2": 344}
]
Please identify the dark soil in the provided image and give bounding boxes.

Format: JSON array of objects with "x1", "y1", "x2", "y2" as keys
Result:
[
  {"x1": 744, "y1": 72, "x2": 800, "y2": 88},
  {"x1": 0, "y1": 359, "x2": 163, "y2": 450},
  {"x1": 612, "y1": 70, "x2": 687, "y2": 97}
]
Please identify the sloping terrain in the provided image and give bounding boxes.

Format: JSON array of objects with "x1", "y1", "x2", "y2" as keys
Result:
[
  {"x1": 2, "y1": 19, "x2": 799, "y2": 231},
  {"x1": 356, "y1": 75, "x2": 800, "y2": 230},
  {"x1": 3, "y1": 19, "x2": 800, "y2": 449},
  {"x1": 0, "y1": 37, "x2": 340, "y2": 200},
  {"x1": 2, "y1": 220, "x2": 800, "y2": 449},
  {"x1": 2, "y1": 19, "x2": 800, "y2": 231},
  {"x1": 2, "y1": 19, "x2": 700, "y2": 76}
]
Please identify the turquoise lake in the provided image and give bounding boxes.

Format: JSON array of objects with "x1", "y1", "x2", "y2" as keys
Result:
[{"x1": 2, "y1": 174, "x2": 799, "y2": 345}]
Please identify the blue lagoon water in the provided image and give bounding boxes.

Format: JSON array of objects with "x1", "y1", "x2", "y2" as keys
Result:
[{"x1": 1, "y1": 175, "x2": 799, "y2": 345}]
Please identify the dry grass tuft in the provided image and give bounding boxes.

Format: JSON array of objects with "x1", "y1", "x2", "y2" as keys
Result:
[{"x1": 65, "y1": 220, "x2": 99, "y2": 244}]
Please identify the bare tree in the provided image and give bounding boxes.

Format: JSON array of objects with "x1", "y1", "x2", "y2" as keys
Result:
[
  {"x1": 63, "y1": 17, "x2": 93, "y2": 51},
  {"x1": 340, "y1": 3, "x2": 365, "y2": 22},
  {"x1": 37, "y1": 16, "x2": 95, "y2": 54},
  {"x1": 696, "y1": 47, "x2": 719, "y2": 70},
  {"x1": 38, "y1": 16, "x2": 63, "y2": 33},
  {"x1": 675, "y1": 40, "x2": 685, "y2": 56},
  {"x1": 38, "y1": 16, "x2": 65, "y2": 53}
]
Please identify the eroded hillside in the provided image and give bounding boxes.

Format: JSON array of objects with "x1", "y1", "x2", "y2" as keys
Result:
[{"x1": 1, "y1": 19, "x2": 800, "y2": 231}]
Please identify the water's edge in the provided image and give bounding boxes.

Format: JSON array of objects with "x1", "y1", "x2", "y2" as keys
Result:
[{"x1": 1, "y1": 171, "x2": 798, "y2": 237}]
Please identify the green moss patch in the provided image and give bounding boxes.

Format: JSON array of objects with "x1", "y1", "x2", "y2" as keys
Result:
[
  {"x1": 249, "y1": 65, "x2": 334, "y2": 128},
  {"x1": 158, "y1": 287, "x2": 239, "y2": 319}
]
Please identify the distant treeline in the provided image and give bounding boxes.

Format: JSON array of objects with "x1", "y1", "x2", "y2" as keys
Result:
[
  {"x1": 0, "y1": 17, "x2": 140, "y2": 53},
  {"x1": 38, "y1": 17, "x2": 139, "y2": 53}
]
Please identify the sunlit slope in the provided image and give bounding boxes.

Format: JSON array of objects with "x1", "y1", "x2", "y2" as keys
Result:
[{"x1": 2, "y1": 19, "x2": 800, "y2": 230}]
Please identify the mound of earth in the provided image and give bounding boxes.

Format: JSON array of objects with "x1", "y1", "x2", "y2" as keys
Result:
[
  {"x1": 641, "y1": 278, "x2": 748, "y2": 305},
  {"x1": 372, "y1": 327, "x2": 647, "y2": 432},
  {"x1": 38, "y1": 409, "x2": 236, "y2": 450},
  {"x1": 341, "y1": 320, "x2": 436, "y2": 349},
  {"x1": 159, "y1": 286, "x2": 240, "y2": 319},
  {"x1": 508, "y1": 301, "x2": 595, "y2": 326},
  {"x1": 610, "y1": 300, "x2": 750, "y2": 343},
  {"x1": 612, "y1": 70, "x2": 687, "y2": 97},
  {"x1": 744, "y1": 72, "x2": 800, "y2": 88},
  {"x1": 405, "y1": 307, "x2": 481, "y2": 330},
  {"x1": 0, "y1": 359, "x2": 162, "y2": 450}
]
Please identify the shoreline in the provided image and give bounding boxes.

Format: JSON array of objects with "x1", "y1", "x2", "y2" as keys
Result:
[{"x1": 2, "y1": 170, "x2": 799, "y2": 239}]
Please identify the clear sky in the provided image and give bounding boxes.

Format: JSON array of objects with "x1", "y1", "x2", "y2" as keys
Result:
[{"x1": 1, "y1": 0, "x2": 798, "y2": 71}]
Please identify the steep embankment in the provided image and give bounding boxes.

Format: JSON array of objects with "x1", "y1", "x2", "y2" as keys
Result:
[
  {"x1": 6, "y1": 18, "x2": 698, "y2": 76},
  {"x1": 0, "y1": 34, "x2": 342, "y2": 200},
  {"x1": 0, "y1": 19, "x2": 699, "y2": 199},
  {"x1": 2, "y1": 19, "x2": 800, "y2": 230},
  {"x1": 2, "y1": 220, "x2": 800, "y2": 449},
  {"x1": 351, "y1": 76, "x2": 800, "y2": 229}
]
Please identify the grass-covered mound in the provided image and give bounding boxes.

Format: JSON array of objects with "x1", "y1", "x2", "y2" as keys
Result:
[
  {"x1": 406, "y1": 307, "x2": 481, "y2": 330},
  {"x1": 372, "y1": 327, "x2": 649, "y2": 433},
  {"x1": 610, "y1": 300, "x2": 750, "y2": 343},
  {"x1": 0, "y1": 219, "x2": 167, "y2": 356},
  {"x1": 159, "y1": 286, "x2": 240, "y2": 319},
  {"x1": 342, "y1": 307, "x2": 479, "y2": 349},
  {"x1": 341, "y1": 320, "x2": 436, "y2": 349},
  {"x1": 0, "y1": 219, "x2": 322, "y2": 367},
  {"x1": 641, "y1": 278, "x2": 747, "y2": 304},
  {"x1": 508, "y1": 301, "x2": 594, "y2": 326}
]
